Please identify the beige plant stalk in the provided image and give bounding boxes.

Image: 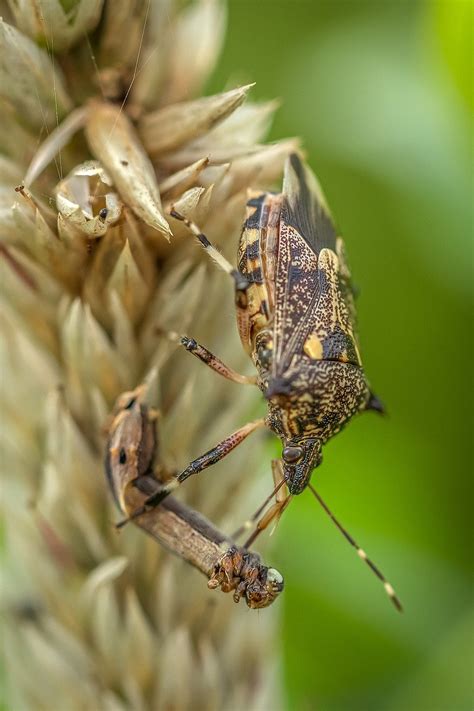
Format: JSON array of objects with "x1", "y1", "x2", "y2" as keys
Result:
[{"x1": 0, "y1": 1, "x2": 299, "y2": 709}]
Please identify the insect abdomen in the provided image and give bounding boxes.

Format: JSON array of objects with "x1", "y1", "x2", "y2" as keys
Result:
[{"x1": 237, "y1": 192, "x2": 282, "y2": 351}]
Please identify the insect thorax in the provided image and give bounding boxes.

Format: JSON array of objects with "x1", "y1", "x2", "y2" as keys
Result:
[{"x1": 265, "y1": 359, "x2": 370, "y2": 444}]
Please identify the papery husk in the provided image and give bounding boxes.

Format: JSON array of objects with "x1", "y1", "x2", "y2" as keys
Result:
[{"x1": 0, "y1": 3, "x2": 289, "y2": 709}]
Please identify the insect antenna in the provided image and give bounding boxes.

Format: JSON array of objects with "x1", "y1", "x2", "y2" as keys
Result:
[{"x1": 308, "y1": 484, "x2": 403, "y2": 612}]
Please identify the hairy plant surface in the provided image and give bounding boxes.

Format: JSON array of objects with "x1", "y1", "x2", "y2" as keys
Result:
[{"x1": 0, "y1": 1, "x2": 298, "y2": 708}]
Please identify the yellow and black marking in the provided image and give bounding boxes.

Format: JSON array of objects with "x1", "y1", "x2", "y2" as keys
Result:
[
  {"x1": 303, "y1": 333, "x2": 323, "y2": 360},
  {"x1": 237, "y1": 192, "x2": 282, "y2": 350},
  {"x1": 157, "y1": 155, "x2": 399, "y2": 612}
]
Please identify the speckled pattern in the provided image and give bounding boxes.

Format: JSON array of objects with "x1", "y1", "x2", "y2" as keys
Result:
[{"x1": 237, "y1": 154, "x2": 372, "y2": 494}]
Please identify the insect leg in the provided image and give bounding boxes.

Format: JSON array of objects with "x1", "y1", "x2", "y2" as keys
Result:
[
  {"x1": 175, "y1": 418, "x2": 266, "y2": 485},
  {"x1": 115, "y1": 474, "x2": 164, "y2": 528},
  {"x1": 243, "y1": 460, "x2": 292, "y2": 548},
  {"x1": 142, "y1": 418, "x2": 267, "y2": 509},
  {"x1": 162, "y1": 330, "x2": 257, "y2": 385},
  {"x1": 169, "y1": 209, "x2": 250, "y2": 304},
  {"x1": 232, "y1": 472, "x2": 286, "y2": 540}
]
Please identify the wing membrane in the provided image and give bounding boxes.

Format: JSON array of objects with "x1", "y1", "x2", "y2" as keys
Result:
[
  {"x1": 273, "y1": 155, "x2": 359, "y2": 374},
  {"x1": 282, "y1": 153, "x2": 337, "y2": 254}
]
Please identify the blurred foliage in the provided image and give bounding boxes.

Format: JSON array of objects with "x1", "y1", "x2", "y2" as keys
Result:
[
  {"x1": 211, "y1": 1, "x2": 473, "y2": 710},
  {"x1": 432, "y1": 0, "x2": 473, "y2": 112}
]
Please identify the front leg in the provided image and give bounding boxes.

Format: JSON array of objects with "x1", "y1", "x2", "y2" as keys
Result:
[
  {"x1": 243, "y1": 460, "x2": 292, "y2": 548},
  {"x1": 165, "y1": 330, "x2": 256, "y2": 385},
  {"x1": 142, "y1": 418, "x2": 266, "y2": 509},
  {"x1": 169, "y1": 209, "x2": 251, "y2": 341}
]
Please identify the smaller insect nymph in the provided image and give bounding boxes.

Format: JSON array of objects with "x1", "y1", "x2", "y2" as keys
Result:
[{"x1": 104, "y1": 385, "x2": 284, "y2": 609}]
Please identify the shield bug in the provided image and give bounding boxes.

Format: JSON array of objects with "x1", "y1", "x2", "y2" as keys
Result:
[
  {"x1": 104, "y1": 384, "x2": 284, "y2": 609},
  {"x1": 129, "y1": 154, "x2": 401, "y2": 610}
]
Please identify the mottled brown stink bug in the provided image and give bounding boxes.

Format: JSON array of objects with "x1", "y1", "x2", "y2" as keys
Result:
[
  {"x1": 104, "y1": 384, "x2": 284, "y2": 609},
  {"x1": 127, "y1": 154, "x2": 401, "y2": 610}
]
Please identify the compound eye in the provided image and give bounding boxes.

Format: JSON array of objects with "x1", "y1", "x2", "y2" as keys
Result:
[
  {"x1": 257, "y1": 345, "x2": 272, "y2": 368},
  {"x1": 282, "y1": 445, "x2": 304, "y2": 463}
]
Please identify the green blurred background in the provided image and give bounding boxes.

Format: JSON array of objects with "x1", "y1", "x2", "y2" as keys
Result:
[{"x1": 211, "y1": 2, "x2": 473, "y2": 710}]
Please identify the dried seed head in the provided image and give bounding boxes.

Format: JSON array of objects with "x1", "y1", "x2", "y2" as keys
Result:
[
  {"x1": 158, "y1": 0, "x2": 227, "y2": 105},
  {"x1": 0, "y1": 19, "x2": 72, "y2": 129},
  {"x1": 139, "y1": 84, "x2": 255, "y2": 156},
  {"x1": 1, "y1": 1, "x2": 294, "y2": 706},
  {"x1": 56, "y1": 161, "x2": 122, "y2": 237},
  {"x1": 85, "y1": 101, "x2": 171, "y2": 238},
  {"x1": 7, "y1": 0, "x2": 105, "y2": 52}
]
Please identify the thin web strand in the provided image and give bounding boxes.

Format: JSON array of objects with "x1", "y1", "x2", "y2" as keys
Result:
[
  {"x1": 84, "y1": 31, "x2": 107, "y2": 100},
  {"x1": 108, "y1": 0, "x2": 152, "y2": 142}
]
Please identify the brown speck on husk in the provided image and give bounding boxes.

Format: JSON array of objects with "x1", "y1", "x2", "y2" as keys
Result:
[{"x1": 0, "y1": 2, "x2": 294, "y2": 709}]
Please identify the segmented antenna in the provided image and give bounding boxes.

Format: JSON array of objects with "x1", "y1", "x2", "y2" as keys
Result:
[{"x1": 308, "y1": 484, "x2": 402, "y2": 612}]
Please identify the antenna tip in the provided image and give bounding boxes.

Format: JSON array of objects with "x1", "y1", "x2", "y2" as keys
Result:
[{"x1": 384, "y1": 582, "x2": 403, "y2": 612}]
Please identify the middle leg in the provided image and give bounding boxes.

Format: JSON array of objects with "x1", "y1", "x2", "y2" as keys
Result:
[
  {"x1": 163, "y1": 330, "x2": 256, "y2": 385},
  {"x1": 117, "y1": 419, "x2": 265, "y2": 526},
  {"x1": 142, "y1": 418, "x2": 266, "y2": 509}
]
